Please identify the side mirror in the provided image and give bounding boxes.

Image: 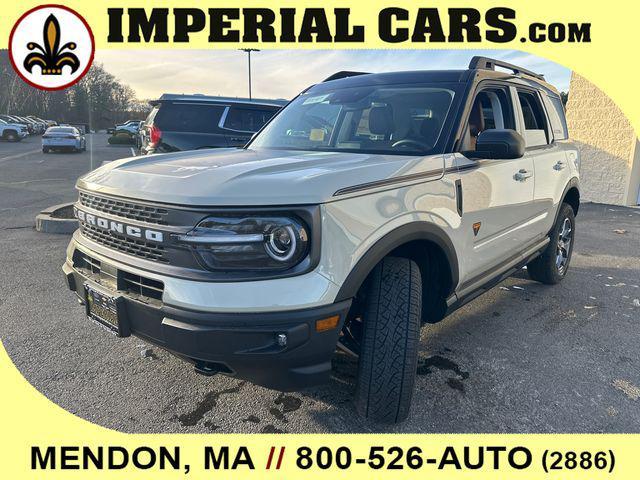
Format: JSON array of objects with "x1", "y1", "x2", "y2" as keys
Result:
[{"x1": 466, "y1": 129, "x2": 525, "y2": 160}]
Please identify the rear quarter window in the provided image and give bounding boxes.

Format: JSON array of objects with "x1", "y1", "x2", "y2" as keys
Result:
[
  {"x1": 154, "y1": 103, "x2": 226, "y2": 133},
  {"x1": 222, "y1": 107, "x2": 279, "y2": 132},
  {"x1": 542, "y1": 94, "x2": 569, "y2": 140}
]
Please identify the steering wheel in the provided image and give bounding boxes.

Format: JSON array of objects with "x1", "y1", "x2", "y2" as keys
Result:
[{"x1": 391, "y1": 139, "x2": 431, "y2": 151}]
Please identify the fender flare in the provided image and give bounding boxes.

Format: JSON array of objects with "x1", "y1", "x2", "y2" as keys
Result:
[
  {"x1": 334, "y1": 222, "x2": 459, "y2": 302},
  {"x1": 552, "y1": 177, "x2": 580, "y2": 229}
]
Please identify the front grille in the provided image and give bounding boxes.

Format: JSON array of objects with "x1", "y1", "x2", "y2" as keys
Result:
[
  {"x1": 73, "y1": 251, "x2": 164, "y2": 302},
  {"x1": 121, "y1": 271, "x2": 164, "y2": 301},
  {"x1": 80, "y1": 222, "x2": 168, "y2": 263},
  {"x1": 79, "y1": 191, "x2": 169, "y2": 225}
]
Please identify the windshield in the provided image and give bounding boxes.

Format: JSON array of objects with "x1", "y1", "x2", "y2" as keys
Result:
[{"x1": 250, "y1": 84, "x2": 455, "y2": 156}]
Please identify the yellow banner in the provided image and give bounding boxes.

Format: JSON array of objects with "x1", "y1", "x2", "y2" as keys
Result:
[{"x1": 1, "y1": 1, "x2": 639, "y2": 479}]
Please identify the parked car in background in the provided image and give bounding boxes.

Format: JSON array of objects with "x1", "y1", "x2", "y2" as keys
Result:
[
  {"x1": 0, "y1": 118, "x2": 29, "y2": 141},
  {"x1": 28, "y1": 115, "x2": 56, "y2": 128},
  {"x1": 1, "y1": 115, "x2": 32, "y2": 134},
  {"x1": 139, "y1": 94, "x2": 286, "y2": 154},
  {"x1": 42, "y1": 126, "x2": 86, "y2": 153},
  {"x1": 20, "y1": 116, "x2": 45, "y2": 134},
  {"x1": 115, "y1": 120, "x2": 142, "y2": 135}
]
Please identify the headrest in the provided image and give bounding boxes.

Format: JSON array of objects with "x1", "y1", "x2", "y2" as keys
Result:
[{"x1": 368, "y1": 105, "x2": 394, "y2": 136}]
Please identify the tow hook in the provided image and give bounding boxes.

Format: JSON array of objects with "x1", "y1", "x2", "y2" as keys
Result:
[{"x1": 194, "y1": 361, "x2": 226, "y2": 376}]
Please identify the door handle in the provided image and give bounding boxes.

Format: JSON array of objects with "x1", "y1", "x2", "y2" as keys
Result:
[
  {"x1": 230, "y1": 137, "x2": 246, "y2": 142},
  {"x1": 514, "y1": 169, "x2": 533, "y2": 182},
  {"x1": 553, "y1": 160, "x2": 566, "y2": 171}
]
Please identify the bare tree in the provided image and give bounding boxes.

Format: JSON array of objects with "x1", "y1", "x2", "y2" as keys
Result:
[{"x1": 0, "y1": 50, "x2": 148, "y2": 129}]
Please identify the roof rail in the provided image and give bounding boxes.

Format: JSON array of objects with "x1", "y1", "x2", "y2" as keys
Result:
[
  {"x1": 323, "y1": 71, "x2": 370, "y2": 82},
  {"x1": 468, "y1": 56, "x2": 545, "y2": 81}
]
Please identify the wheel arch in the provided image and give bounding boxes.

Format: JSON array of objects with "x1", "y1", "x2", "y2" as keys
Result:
[
  {"x1": 334, "y1": 222, "x2": 459, "y2": 305},
  {"x1": 554, "y1": 177, "x2": 580, "y2": 229}
]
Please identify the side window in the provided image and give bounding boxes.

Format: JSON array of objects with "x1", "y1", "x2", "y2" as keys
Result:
[
  {"x1": 542, "y1": 94, "x2": 568, "y2": 140},
  {"x1": 462, "y1": 86, "x2": 515, "y2": 151},
  {"x1": 517, "y1": 91, "x2": 549, "y2": 147},
  {"x1": 223, "y1": 107, "x2": 278, "y2": 133},
  {"x1": 154, "y1": 103, "x2": 225, "y2": 134}
]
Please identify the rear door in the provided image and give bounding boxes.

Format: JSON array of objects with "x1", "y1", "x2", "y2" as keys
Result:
[
  {"x1": 514, "y1": 88, "x2": 572, "y2": 237},
  {"x1": 152, "y1": 102, "x2": 228, "y2": 152},
  {"x1": 219, "y1": 105, "x2": 280, "y2": 146},
  {"x1": 453, "y1": 83, "x2": 537, "y2": 283}
]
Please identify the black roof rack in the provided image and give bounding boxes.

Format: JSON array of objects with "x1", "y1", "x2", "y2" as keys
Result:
[
  {"x1": 469, "y1": 56, "x2": 545, "y2": 81},
  {"x1": 323, "y1": 71, "x2": 370, "y2": 82}
]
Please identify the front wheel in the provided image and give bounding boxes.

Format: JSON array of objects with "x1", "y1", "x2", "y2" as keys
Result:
[
  {"x1": 5, "y1": 131, "x2": 18, "y2": 142},
  {"x1": 354, "y1": 257, "x2": 422, "y2": 423},
  {"x1": 527, "y1": 203, "x2": 576, "y2": 284}
]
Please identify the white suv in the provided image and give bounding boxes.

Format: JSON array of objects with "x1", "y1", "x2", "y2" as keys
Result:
[
  {"x1": 63, "y1": 57, "x2": 579, "y2": 423},
  {"x1": 0, "y1": 118, "x2": 29, "y2": 141}
]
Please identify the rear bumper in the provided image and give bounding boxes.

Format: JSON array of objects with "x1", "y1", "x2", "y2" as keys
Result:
[
  {"x1": 62, "y1": 261, "x2": 351, "y2": 391},
  {"x1": 43, "y1": 140, "x2": 79, "y2": 148}
]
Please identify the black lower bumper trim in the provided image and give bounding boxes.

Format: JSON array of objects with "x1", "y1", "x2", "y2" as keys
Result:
[{"x1": 64, "y1": 264, "x2": 351, "y2": 391}]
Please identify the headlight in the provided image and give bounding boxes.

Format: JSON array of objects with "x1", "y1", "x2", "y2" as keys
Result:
[{"x1": 177, "y1": 215, "x2": 310, "y2": 271}]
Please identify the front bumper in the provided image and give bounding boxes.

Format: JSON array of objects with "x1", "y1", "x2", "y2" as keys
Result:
[{"x1": 62, "y1": 260, "x2": 351, "y2": 391}]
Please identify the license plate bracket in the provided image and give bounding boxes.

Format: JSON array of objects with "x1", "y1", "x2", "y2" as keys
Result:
[{"x1": 84, "y1": 283, "x2": 130, "y2": 337}]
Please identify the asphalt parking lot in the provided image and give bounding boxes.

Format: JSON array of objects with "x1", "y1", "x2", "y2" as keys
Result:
[{"x1": 1, "y1": 134, "x2": 639, "y2": 433}]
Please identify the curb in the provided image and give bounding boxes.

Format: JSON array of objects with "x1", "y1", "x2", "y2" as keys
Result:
[{"x1": 35, "y1": 202, "x2": 78, "y2": 234}]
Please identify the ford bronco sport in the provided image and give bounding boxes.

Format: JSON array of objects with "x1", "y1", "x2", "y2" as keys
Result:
[{"x1": 63, "y1": 57, "x2": 580, "y2": 423}]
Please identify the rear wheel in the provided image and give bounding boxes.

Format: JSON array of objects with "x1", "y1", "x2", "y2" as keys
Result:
[
  {"x1": 42, "y1": 147, "x2": 49, "y2": 153},
  {"x1": 354, "y1": 257, "x2": 422, "y2": 423},
  {"x1": 527, "y1": 203, "x2": 575, "y2": 284}
]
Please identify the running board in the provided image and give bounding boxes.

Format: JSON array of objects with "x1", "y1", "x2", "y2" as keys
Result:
[{"x1": 445, "y1": 237, "x2": 550, "y2": 315}]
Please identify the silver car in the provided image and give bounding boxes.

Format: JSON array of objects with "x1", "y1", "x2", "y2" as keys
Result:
[{"x1": 42, "y1": 126, "x2": 86, "y2": 153}]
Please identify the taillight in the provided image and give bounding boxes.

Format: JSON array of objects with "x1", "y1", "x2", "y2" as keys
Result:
[{"x1": 149, "y1": 125, "x2": 161, "y2": 146}]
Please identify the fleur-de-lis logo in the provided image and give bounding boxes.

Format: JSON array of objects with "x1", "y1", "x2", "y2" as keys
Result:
[{"x1": 23, "y1": 14, "x2": 80, "y2": 75}]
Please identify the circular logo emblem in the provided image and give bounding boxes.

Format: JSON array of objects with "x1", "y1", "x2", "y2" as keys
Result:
[{"x1": 8, "y1": 5, "x2": 95, "y2": 91}]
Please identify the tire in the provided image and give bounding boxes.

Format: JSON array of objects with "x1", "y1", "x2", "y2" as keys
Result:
[
  {"x1": 4, "y1": 131, "x2": 18, "y2": 142},
  {"x1": 527, "y1": 203, "x2": 575, "y2": 284},
  {"x1": 354, "y1": 257, "x2": 422, "y2": 423},
  {"x1": 42, "y1": 147, "x2": 49, "y2": 153}
]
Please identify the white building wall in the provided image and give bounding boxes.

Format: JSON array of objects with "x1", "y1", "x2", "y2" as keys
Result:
[{"x1": 565, "y1": 73, "x2": 639, "y2": 206}]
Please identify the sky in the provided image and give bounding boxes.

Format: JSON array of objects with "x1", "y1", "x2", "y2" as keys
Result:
[{"x1": 94, "y1": 49, "x2": 571, "y2": 101}]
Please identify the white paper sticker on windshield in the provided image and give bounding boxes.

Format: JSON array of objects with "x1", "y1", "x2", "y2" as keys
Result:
[
  {"x1": 302, "y1": 94, "x2": 330, "y2": 105},
  {"x1": 309, "y1": 129, "x2": 325, "y2": 141}
]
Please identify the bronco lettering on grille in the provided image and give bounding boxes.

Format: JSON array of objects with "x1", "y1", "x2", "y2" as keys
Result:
[{"x1": 74, "y1": 206, "x2": 164, "y2": 243}]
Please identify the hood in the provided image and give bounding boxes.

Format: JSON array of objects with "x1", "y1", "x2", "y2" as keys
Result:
[{"x1": 77, "y1": 148, "x2": 445, "y2": 206}]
